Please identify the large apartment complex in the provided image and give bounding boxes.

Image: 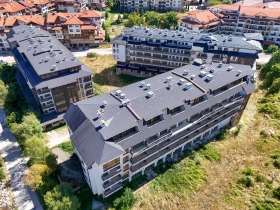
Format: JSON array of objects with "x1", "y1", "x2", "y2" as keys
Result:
[
  {"x1": 179, "y1": 4, "x2": 280, "y2": 45},
  {"x1": 112, "y1": 27, "x2": 262, "y2": 77},
  {"x1": 64, "y1": 63, "x2": 256, "y2": 197},
  {"x1": 119, "y1": 0, "x2": 184, "y2": 12},
  {"x1": 8, "y1": 25, "x2": 94, "y2": 129}
]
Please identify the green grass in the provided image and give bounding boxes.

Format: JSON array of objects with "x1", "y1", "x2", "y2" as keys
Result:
[
  {"x1": 150, "y1": 157, "x2": 206, "y2": 197},
  {"x1": 105, "y1": 12, "x2": 119, "y2": 28},
  {"x1": 194, "y1": 144, "x2": 221, "y2": 162},
  {"x1": 56, "y1": 141, "x2": 74, "y2": 155},
  {"x1": 118, "y1": 74, "x2": 144, "y2": 84}
]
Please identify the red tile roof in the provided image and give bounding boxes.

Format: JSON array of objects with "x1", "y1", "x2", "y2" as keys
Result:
[
  {"x1": 211, "y1": 4, "x2": 240, "y2": 11},
  {"x1": 184, "y1": 10, "x2": 219, "y2": 24},
  {"x1": 81, "y1": 25, "x2": 96, "y2": 30},
  {"x1": 64, "y1": 15, "x2": 83, "y2": 25},
  {"x1": 239, "y1": 6, "x2": 280, "y2": 18},
  {"x1": 2, "y1": 2, "x2": 26, "y2": 13}
]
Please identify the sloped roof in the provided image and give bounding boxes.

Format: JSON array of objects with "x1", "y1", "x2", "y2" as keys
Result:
[
  {"x1": 64, "y1": 15, "x2": 83, "y2": 25},
  {"x1": 211, "y1": 4, "x2": 240, "y2": 11},
  {"x1": 2, "y1": 1, "x2": 26, "y2": 13},
  {"x1": 239, "y1": 6, "x2": 280, "y2": 18},
  {"x1": 185, "y1": 10, "x2": 219, "y2": 24}
]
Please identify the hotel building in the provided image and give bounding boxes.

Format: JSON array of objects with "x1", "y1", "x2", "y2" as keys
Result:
[
  {"x1": 8, "y1": 25, "x2": 94, "y2": 129},
  {"x1": 112, "y1": 27, "x2": 262, "y2": 77},
  {"x1": 64, "y1": 63, "x2": 256, "y2": 197}
]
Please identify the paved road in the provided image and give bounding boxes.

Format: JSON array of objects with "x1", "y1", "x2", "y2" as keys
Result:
[
  {"x1": 0, "y1": 109, "x2": 43, "y2": 210},
  {"x1": 256, "y1": 52, "x2": 272, "y2": 64},
  {"x1": 0, "y1": 47, "x2": 112, "y2": 64}
]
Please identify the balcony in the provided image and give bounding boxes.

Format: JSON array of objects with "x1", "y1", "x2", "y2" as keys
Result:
[
  {"x1": 130, "y1": 101, "x2": 242, "y2": 166},
  {"x1": 37, "y1": 89, "x2": 50, "y2": 95},
  {"x1": 102, "y1": 166, "x2": 121, "y2": 181},
  {"x1": 130, "y1": 108, "x2": 240, "y2": 172},
  {"x1": 103, "y1": 175, "x2": 122, "y2": 189},
  {"x1": 39, "y1": 96, "x2": 52, "y2": 103},
  {"x1": 42, "y1": 103, "x2": 54, "y2": 110},
  {"x1": 104, "y1": 182, "x2": 123, "y2": 197}
]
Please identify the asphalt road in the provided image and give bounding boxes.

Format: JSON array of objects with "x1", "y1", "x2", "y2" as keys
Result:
[
  {"x1": 0, "y1": 109, "x2": 43, "y2": 210},
  {"x1": 0, "y1": 47, "x2": 112, "y2": 64}
]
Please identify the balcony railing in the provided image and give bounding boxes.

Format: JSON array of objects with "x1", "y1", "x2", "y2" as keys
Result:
[
  {"x1": 130, "y1": 101, "x2": 242, "y2": 168},
  {"x1": 104, "y1": 182, "x2": 123, "y2": 197},
  {"x1": 39, "y1": 96, "x2": 52, "y2": 103},
  {"x1": 102, "y1": 166, "x2": 121, "y2": 181},
  {"x1": 103, "y1": 175, "x2": 122, "y2": 189},
  {"x1": 130, "y1": 108, "x2": 240, "y2": 172}
]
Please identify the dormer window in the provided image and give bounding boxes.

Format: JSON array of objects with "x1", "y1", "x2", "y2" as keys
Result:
[
  {"x1": 145, "y1": 115, "x2": 164, "y2": 127},
  {"x1": 169, "y1": 105, "x2": 185, "y2": 116}
]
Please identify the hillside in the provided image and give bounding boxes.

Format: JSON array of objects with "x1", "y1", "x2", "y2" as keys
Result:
[{"x1": 129, "y1": 71, "x2": 280, "y2": 209}]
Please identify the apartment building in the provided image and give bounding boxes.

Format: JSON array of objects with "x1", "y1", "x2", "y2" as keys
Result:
[
  {"x1": 46, "y1": 10, "x2": 104, "y2": 48},
  {"x1": 8, "y1": 25, "x2": 94, "y2": 129},
  {"x1": 179, "y1": 4, "x2": 280, "y2": 45},
  {"x1": 64, "y1": 63, "x2": 256, "y2": 197},
  {"x1": 178, "y1": 10, "x2": 220, "y2": 33},
  {"x1": 112, "y1": 27, "x2": 262, "y2": 77},
  {"x1": 119, "y1": 0, "x2": 183, "y2": 12}
]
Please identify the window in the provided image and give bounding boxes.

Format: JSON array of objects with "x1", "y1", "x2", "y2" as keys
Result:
[
  {"x1": 111, "y1": 127, "x2": 139, "y2": 142},
  {"x1": 76, "y1": 29, "x2": 80, "y2": 32},
  {"x1": 103, "y1": 158, "x2": 120, "y2": 172},
  {"x1": 69, "y1": 29, "x2": 73, "y2": 32},
  {"x1": 169, "y1": 105, "x2": 184, "y2": 116},
  {"x1": 190, "y1": 95, "x2": 206, "y2": 106},
  {"x1": 145, "y1": 115, "x2": 163, "y2": 127}
]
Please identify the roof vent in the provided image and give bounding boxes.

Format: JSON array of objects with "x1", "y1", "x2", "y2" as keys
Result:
[
  {"x1": 56, "y1": 58, "x2": 61, "y2": 63},
  {"x1": 178, "y1": 79, "x2": 185, "y2": 85},
  {"x1": 119, "y1": 92, "x2": 126, "y2": 99},
  {"x1": 40, "y1": 58, "x2": 44, "y2": 63},
  {"x1": 122, "y1": 99, "x2": 130, "y2": 107},
  {"x1": 200, "y1": 65, "x2": 206, "y2": 69},
  {"x1": 45, "y1": 57, "x2": 50, "y2": 62},
  {"x1": 218, "y1": 62, "x2": 222, "y2": 68},
  {"x1": 147, "y1": 91, "x2": 154, "y2": 98},
  {"x1": 115, "y1": 90, "x2": 122, "y2": 96},
  {"x1": 200, "y1": 71, "x2": 207, "y2": 77},
  {"x1": 33, "y1": 50, "x2": 38, "y2": 55},
  {"x1": 102, "y1": 101, "x2": 107, "y2": 107},
  {"x1": 227, "y1": 66, "x2": 233, "y2": 71},
  {"x1": 59, "y1": 50, "x2": 63, "y2": 54},
  {"x1": 62, "y1": 56, "x2": 66, "y2": 61},
  {"x1": 209, "y1": 68, "x2": 215, "y2": 73},
  {"x1": 167, "y1": 83, "x2": 172, "y2": 90},
  {"x1": 185, "y1": 82, "x2": 192, "y2": 90},
  {"x1": 206, "y1": 74, "x2": 213, "y2": 81},
  {"x1": 51, "y1": 65, "x2": 56, "y2": 70},
  {"x1": 140, "y1": 81, "x2": 145, "y2": 87},
  {"x1": 96, "y1": 110, "x2": 102, "y2": 118},
  {"x1": 48, "y1": 38, "x2": 52, "y2": 42},
  {"x1": 165, "y1": 76, "x2": 172, "y2": 83},
  {"x1": 190, "y1": 75, "x2": 196, "y2": 80},
  {"x1": 34, "y1": 43, "x2": 37, "y2": 48},
  {"x1": 228, "y1": 37, "x2": 232, "y2": 41},
  {"x1": 145, "y1": 84, "x2": 151, "y2": 90},
  {"x1": 100, "y1": 120, "x2": 106, "y2": 128},
  {"x1": 28, "y1": 46, "x2": 32, "y2": 50},
  {"x1": 183, "y1": 70, "x2": 188, "y2": 76},
  {"x1": 191, "y1": 36, "x2": 194, "y2": 39},
  {"x1": 71, "y1": 57, "x2": 75, "y2": 61},
  {"x1": 236, "y1": 70, "x2": 241, "y2": 76}
]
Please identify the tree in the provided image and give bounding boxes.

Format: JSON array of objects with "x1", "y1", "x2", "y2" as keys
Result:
[
  {"x1": 268, "y1": 78, "x2": 280, "y2": 95},
  {"x1": 0, "y1": 64, "x2": 17, "y2": 85},
  {"x1": 113, "y1": 188, "x2": 136, "y2": 210},
  {"x1": 222, "y1": 0, "x2": 232, "y2": 4},
  {"x1": 10, "y1": 112, "x2": 43, "y2": 145},
  {"x1": 102, "y1": 22, "x2": 106, "y2": 30},
  {"x1": 268, "y1": 45, "x2": 279, "y2": 53},
  {"x1": 108, "y1": 0, "x2": 114, "y2": 9},
  {"x1": 105, "y1": 11, "x2": 109, "y2": 19},
  {"x1": 144, "y1": 12, "x2": 162, "y2": 28},
  {"x1": 44, "y1": 183, "x2": 80, "y2": 210},
  {"x1": 0, "y1": 80, "x2": 7, "y2": 107},
  {"x1": 161, "y1": 12, "x2": 179, "y2": 29},
  {"x1": 24, "y1": 136, "x2": 50, "y2": 165},
  {"x1": 124, "y1": 12, "x2": 144, "y2": 27},
  {"x1": 262, "y1": 51, "x2": 280, "y2": 81},
  {"x1": 24, "y1": 164, "x2": 51, "y2": 190}
]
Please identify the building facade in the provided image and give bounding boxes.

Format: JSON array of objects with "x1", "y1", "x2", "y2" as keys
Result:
[
  {"x1": 179, "y1": 4, "x2": 280, "y2": 45},
  {"x1": 8, "y1": 25, "x2": 94, "y2": 129},
  {"x1": 112, "y1": 27, "x2": 262, "y2": 77},
  {"x1": 64, "y1": 63, "x2": 256, "y2": 198},
  {"x1": 119, "y1": 0, "x2": 183, "y2": 12}
]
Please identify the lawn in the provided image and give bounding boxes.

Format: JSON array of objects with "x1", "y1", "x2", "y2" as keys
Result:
[
  {"x1": 56, "y1": 141, "x2": 74, "y2": 155},
  {"x1": 78, "y1": 55, "x2": 144, "y2": 94}
]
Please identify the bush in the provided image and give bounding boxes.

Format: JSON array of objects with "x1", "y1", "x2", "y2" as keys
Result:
[
  {"x1": 273, "y1": 159, "x2": 280, "y2": 169},
  {"x1": 256, "y1": 198, "x2": 280, "y2": 210},
  {"x1": 268, "y1": 78, "x2": 280, "y2": 95},
  {"x1": 57, "y1": 142, "x2": 74, "y2": 155},
  {"x1": 113, "y1": 188, "x2": 136, "y2": 210},
  {"x1": 0, "y1": 155, "x2": 5, "y2": 182},
  {"x1": 241, "y1": 166, "x2": 254, "y2": 176},
  {"x1": 256, "y1": 174, "x2": 265, "y2": 182},
  {"x1": 273, "y1": 187, "x2": 280, "y2": 200},
  {"x1": 216, "y1": 128, "x2": 230, "y2": 140},
  {"x1": 237, "y1": 176, "x2": 254, "y2": 188}
]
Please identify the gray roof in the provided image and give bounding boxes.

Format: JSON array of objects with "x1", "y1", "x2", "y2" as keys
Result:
[
  {"x1": 8, "y1": 25, "x2": 93, "y2": 90},
  {"x1": 64, "y1": 63, "x2": 256, "y2": 167},
  {"x1": 8, "y1": 25, "x2": 82, "y2": 76},
  {"x1": 119, "y1": 27, "x2": 263, "y2": 51},
  {"x1": 243, "y1": 33, "x2": 264, "y2": 42}
]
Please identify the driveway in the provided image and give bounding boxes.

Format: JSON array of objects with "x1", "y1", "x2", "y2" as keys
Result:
[
  {"x1": 257, "y1": 52, "x2": 272, "y2": 64},
  {"x1": 0, "y1": 109, "x2": 43, "y2": 210},
  {"x1": 0, "y1": 47, "x2": 112, "y2": 64}
]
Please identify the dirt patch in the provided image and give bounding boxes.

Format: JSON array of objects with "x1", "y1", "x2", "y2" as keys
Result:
[{"x1": 46, "y1": 126, "x2": 70, "y2": 148}]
